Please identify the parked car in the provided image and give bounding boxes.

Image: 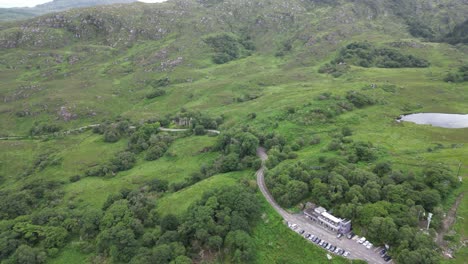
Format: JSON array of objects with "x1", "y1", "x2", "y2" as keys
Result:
[
  {"x1": 310, "y1": 235, "x2": 316, "y2": 240},
  {"x1": 380, "y1": 249, "x2": 387, "y2": 256},
  {"x1": 315, "y1": 238, "x2": 321, "y2": 244},
  {"x1": 330, "y1": 246, "x2": 336, "y2": 252},
  {"x1": 366, "y1": 243, "x2": 373, "y2": 249},
  {"x1": 358, "y1": 237, "x2": 366, "y2": 244},
  {"x1": 363, "y1": 241, "x2": 370, "y2": 247},
  {"x1": 343, "y1": 251, "x2": 350, "y2": 257},
  {"x1": 336, "y1": 233, "x2": 343, "y2": 238},
  {"x1": 334, "y1": 247, "x2": 341, "y2": 254},
  {"x1": 338, "y1": 249, "x2": 345, "y2": 255},
  {"x1": 299, "y1": 229, "x2": 305, "y2": 234},
  {"x1": 384, "y1": 256, "x2": 392, "y2": 262},
  {"x1": 346, "y1": 232, "x2": 355, "y2": 239},
  {"x1": 291, "y1": 224, "x2": 298, "y2": 230}
]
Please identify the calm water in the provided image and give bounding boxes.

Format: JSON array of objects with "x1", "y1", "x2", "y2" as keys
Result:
[{"x1": 399, "y1": 113, "x2": 468, "y2": 128}]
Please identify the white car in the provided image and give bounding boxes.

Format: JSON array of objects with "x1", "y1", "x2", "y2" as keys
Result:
[
  {"x1": 343, "y1": 251, "x2": 350, "y2": 257},
  {"x1": 357, "y1": 237, "x2": 366, "y2": 244},
  {"x1": 366, "y1": 243, "x2": 373, "y2": 249},
  {"x1": 363, "y1": 241, "x2": 370, "y2": 247},
  {"x1": 291, "y1": 224, "x2": 298, "y2": 230}
]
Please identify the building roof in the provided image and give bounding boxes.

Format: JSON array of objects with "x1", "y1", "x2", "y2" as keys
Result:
[
  {"x1": 314, "y1": 206, "x2": 327, "y2": 214},
  {"x1": 321, "y1": 211, "x2": 341, "y2": 224}
]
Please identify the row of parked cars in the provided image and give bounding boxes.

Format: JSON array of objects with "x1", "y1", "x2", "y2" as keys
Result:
[
  {"x1": 305, "y1": 233, "x2": 351, "y2": 257},
  {"x1": 356, "y1": 236, "x2": 374, "y2": 249},
  {"x1": 287, "y1": 222, "x2": 351, "y2": 258}
]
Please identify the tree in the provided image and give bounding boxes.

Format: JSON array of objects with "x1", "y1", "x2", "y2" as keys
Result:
[
  {"x1": 238, "y1": 132, "x2": 259, "y2": 157},
  {"x1": 194, "y1": 125, "x2": 205, "y2": 135},
  {"x1": 111, "y1": 151, "x2": 136, "y2": 171},
  {"x1": 420, "y1": 189, "x2": 441, "y2": 211},
  {"x1": 367, "y1": 217, "x2": 397, "y2": 244},
  {"x1": 11, "y1": 245, "x2": 46, "y2": 264},
  {"x1": 171, "y1": 255, "x2": 191, "y2": 264},
  {"x1": 363, "y1": 181, "x2": 381, "y2": 203},
  {"x1": 207, "y1": 235, "x2": 223, "y2": 251},
  {"x1": 145, "y1": 143, "x2": 168, "y2": 161},
  {"x1": 43, "y1": 226, "x2": 68, "y2": 249},
  {"x1": 225, "y1": 230, "x2": 254, "y2": 263},
  {"x1": 373, "y1": 162, "x2": 392, "y2": 176},
  {"x1": 161, "y1": 214, "x2": 179, "y2": 232},
  {"x1": 151, "y1": 244, "x2": 172, "y2": 264}
]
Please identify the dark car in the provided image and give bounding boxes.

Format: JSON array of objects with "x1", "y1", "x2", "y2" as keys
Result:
[
  {"x1": 330, "y1": 246, "x2": 336, "y2": 252},
  {"x1": 322, "y1": 242, "x2": 328, "y2": 248},
  {"x1": 384, "y1": 256, "x2": 392, "y2": 262},
  {"x1": 380, "y1": 249, "x2": 387, "y2": 257},
  {"x1": 299, "y1": 230, "x2": 305, "y2": 234},
  {"x1": 305, "y1": 233, "x2": 311, "y2": 238},
  {"x1": 315, "y1": 238, "x2": 321, "y2": 244}
]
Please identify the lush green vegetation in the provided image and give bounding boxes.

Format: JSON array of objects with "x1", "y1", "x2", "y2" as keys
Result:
[
  {"x1": 443, "y1": 20, "x2": 468, "y2": 44},
  {"x1": 0, "y1": 0, "x2": 467, "y2": 263},
  {"x1": 444, "y1": 64, "x2": 468, "y2": 83},
  {"x1": 324, "y1": 42, "x2": 430, "y2": 71},
  {"x1": 204, "y1": 33, "x2": 255, "y2": 64}
]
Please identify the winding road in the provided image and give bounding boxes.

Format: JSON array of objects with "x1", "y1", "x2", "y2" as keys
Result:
[{"x1": 256, "y1": 147, "x2": 388, "y2": 264}]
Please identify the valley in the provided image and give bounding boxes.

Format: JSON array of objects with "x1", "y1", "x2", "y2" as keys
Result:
[{"x1": 0, "y1": 0, "x2": 467, "y2": 263}]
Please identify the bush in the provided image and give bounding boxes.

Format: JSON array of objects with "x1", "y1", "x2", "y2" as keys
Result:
[
  {"x1": 346, "y1": 90, "x2": 375, "y2": 108},
  {"x1": 145, "y1": 143, "x2": 168, "y2": 161},
  {"x1": 30, "y1": 123, "x2": 61, "y2": 136},
  {"x1": 146, "y1": 89, "x2": 166, "y2": 99},
  {"x1": 111, "y1": 152, "x2": 136, "y2": 171},
  {"x1": 69, "y1": 175, "x2": 81, "y2": 182},
  {"x1": 194, "y1": 125, "x2": 206, "y2": 136}
]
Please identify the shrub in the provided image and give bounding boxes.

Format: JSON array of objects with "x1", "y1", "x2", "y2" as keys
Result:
[
  {"x1": 146, "y1": 89, "x2": 166, "y2": 99},
  {"x1": 69, "y1": 175, "x2": 81, "y2": 182}
]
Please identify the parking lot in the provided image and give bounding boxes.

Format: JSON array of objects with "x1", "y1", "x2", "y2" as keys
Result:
[{"x1": 287, "y1": 214, "x2": 391, "y2": 264}]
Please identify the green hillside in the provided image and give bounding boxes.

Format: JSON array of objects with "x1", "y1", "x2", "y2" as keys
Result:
[
  {"x1": 0, "y1": 0, "x2": 467, "y2": 263},
  {"x1": 0, "y1": 0, "x2": 137, "y2": 22}
]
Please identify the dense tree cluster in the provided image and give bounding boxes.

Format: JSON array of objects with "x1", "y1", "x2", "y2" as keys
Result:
[
  {"x1": 92, "y1": 118, "x2": 133, "y2": 143},
  {"x1": 204, "y1": 33, "x2": 255, "y2": 64},
  {"x1": 319, "y1": 42, "x2": 429, "y2": 75},
  {"x1": 0, "y1": 180, "x2": 63, "y2": 220},
  {"x1": 0, "y1": 176, "x2": 259, "y2": 264},
  {"x1": 173, "y1": 109, "x2": 223, "y2": 130},
  {"x1": 443, "y1": 19, "x2": 468, "y2": 44},
  {"x1": 284, "y1": 91, "x2": 374, "y2": 126},
  {"x1": 265, "y1": 129, "x2": 459, "y2": 263}
]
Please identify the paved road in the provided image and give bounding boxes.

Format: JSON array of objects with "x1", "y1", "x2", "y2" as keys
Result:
[{"x1": 256, "y1": 147, "x2": 388, "y2": 264}]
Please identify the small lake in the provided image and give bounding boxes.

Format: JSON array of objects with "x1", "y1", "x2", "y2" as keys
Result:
[{"x1": 398, "y1": 113, "x2": 468, "y2": 128}]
